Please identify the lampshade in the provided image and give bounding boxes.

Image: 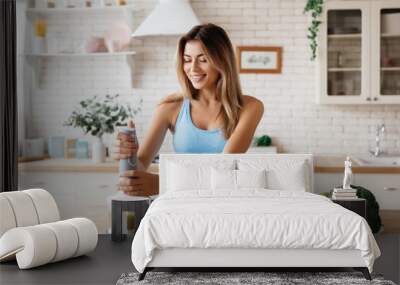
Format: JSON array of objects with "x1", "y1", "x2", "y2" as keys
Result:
[{"x1": 132, "y1": 0, "x2": 201, "y2": 37}]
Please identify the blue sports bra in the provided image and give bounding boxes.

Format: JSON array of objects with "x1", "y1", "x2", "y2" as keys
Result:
[{"x1": 172, "y1": 99, "x2": 227, "y2": 153}]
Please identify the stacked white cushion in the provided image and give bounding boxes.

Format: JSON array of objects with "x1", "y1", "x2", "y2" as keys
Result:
[
  {"x1": 0, "y1": 189, "x2": 98, "y2": 269},
  {"x1": 0, "y1": 218, "x2": 97, "y2": 269},
  {"x1": 237, "y1": 158, "x2": 310, "y2": 192}
]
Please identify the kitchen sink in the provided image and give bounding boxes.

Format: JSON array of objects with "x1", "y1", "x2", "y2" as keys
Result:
[{"x1": 351, "y1": 155, "x2": 400, "y2": 167}]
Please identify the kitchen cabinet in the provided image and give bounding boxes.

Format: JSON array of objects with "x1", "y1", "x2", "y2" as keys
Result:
[
  {"x1": 354, "y1": 173, "x2": 400, "y2": 210},
  {"x1": 18, "y1": 171, "x2": 118, "y2": 234},
  {"x1": 314, "y1": 172, "x2": 400, "y2": 210},
  {"x1": 317, "y1": 0, "x2": 400, "y2": 104}
]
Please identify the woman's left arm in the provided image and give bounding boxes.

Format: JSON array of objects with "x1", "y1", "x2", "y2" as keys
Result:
[{"x1": 223, "y1": 97, "x2": 264, "y2": 153}]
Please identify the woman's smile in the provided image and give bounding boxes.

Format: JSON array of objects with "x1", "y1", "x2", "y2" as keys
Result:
[{"x1": 191, "y1": 74, "x2": 206, "y2": 83}]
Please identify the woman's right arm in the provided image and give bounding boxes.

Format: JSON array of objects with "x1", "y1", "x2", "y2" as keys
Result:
[
  {"x1": 136, "y1": 102, "x2": 172, "y2": 170},
  {"x1": 113, "y1": 101, "x2": 175, "y2": 195}
]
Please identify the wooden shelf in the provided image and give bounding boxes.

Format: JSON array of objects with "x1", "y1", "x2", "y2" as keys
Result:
[
  {"x1": 26, "y1": 6, "x2": 132, "y2": 15},
  {"x1": 25, "y1": 51, "x2": 137, "y2": 57},
  {"x1": 328, "y1": 67, "x2": 361, "y2": 72},
  {"x1": 328, "y1": 34, "x2": 362, "y2": 39},
  {"x1": 381, "y1": 67, "x2": 400, "y2": 71},
  {"x1": 381, "y1": 33, "x2": 400, "y2": 38}
]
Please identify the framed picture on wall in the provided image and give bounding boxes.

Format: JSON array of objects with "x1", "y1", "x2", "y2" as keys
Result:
[{"x1": 236, "y1": 46, "x2": 282, "y2": 74}]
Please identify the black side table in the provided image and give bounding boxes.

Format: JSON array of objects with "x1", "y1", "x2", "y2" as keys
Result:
[
  {"x1": 110, "y1": 193, "x2": 158, "y2": 242},
  {"x1": 112, "y1": 197, "x2": 149, "y2": 242},
  {"x1": 332, "y1": 198, "x2": 366, "y2": 219}
]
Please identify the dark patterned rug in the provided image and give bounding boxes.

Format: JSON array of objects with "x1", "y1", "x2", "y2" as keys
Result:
[{"x1": 116, "y1": 271, "x2": 396, "y2": 285}]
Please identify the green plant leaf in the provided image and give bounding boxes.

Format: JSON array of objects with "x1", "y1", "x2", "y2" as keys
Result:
[
  {"x1": 65, "y1": 95, "x2": 142, "y2": 137},
  {"x1": 304, "y1": 0, "x2": 324, "y2": 61}
]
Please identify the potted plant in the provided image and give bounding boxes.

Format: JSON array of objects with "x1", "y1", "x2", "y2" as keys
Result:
[{"x1": 64, "y1": 94, "x2": 141, "y2": 163}]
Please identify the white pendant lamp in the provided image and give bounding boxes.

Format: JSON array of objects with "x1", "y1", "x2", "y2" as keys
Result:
[{"x1": 132, "y1": 0, "x2": 201, "y2": 37}]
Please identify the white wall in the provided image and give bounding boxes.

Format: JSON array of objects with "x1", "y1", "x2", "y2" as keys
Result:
[{"x1": 23, "y1": 0, "x2": 400, "y2": 155}]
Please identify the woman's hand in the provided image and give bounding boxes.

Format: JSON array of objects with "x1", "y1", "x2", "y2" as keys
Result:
[
  {"x1": 119, "y1": 170, "x2": 159, "y2": 196},
  {"x1": 112, "y1": 120, "x2": 139, "y2": 160}
]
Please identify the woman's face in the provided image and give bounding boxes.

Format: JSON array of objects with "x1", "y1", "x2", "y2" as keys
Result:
[{"x1": 183, "y1": 40, "x2": 220, "y2": 91}]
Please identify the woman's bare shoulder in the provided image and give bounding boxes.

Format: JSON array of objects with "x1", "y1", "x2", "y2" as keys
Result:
[
  {"x1": 157, "y1": 93, "x2": 184, "y2": 111},
  {"x1": 159, "y1": 93, "x2": 184, "y2": 104},
  {"x1": 242, "y1": 95, "x2": 264, "y2": 109},
  {"x1": 156, "y1": 93, "x2": 185, "y2": 127}
]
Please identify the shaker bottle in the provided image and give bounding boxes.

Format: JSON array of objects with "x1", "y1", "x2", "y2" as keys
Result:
[{"x1": 119, "y1": 126, "x2": 138, "y2": 176}]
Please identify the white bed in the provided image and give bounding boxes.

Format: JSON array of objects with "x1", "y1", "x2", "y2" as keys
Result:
[{"x1": 131, "y1": 154, "x2": 380, "y2": 281}]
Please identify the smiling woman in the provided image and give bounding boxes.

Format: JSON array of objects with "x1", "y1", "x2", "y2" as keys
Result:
[{"x1": 113, "y1": 23, "x2": 264, "y2": 196}]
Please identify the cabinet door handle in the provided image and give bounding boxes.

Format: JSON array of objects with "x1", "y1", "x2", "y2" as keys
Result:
[
  {"x1": 373, "y1": 97, "x2": 378, "y2": 101},
  {"x1": 384, "y1": 187, "x2": 399, "y2": 191},
  {"x1": 366, "y1": 97, "x2": 371, "y2": 101}
]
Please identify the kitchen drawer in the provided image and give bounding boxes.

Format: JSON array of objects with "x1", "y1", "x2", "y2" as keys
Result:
[
  {"x1": 354, "y1": 174, "x2": 400, "y2": 210},
  {"x1": 18, "y1": 171, "x2": 118, "y2": 232}
]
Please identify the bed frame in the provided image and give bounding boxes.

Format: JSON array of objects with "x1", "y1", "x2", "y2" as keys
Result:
[{"x1": 138, "y1": 154, "x2": 371, "y2": 281}]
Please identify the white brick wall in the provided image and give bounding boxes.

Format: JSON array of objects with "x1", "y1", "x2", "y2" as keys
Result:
[{"x1": 25, "y1": 0, "x2": 400, "y2": 156}]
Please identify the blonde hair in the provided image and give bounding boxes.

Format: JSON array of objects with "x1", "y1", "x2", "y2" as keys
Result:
[{"x1": 161, "y1": 23, "x2": 244, "y2": 139}]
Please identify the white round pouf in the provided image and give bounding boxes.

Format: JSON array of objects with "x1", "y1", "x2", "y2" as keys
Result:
[
  {"x1": 24, "y1": 189, "x2": 60, "y2": 223},
  {"x1": 65, "y1": 218, "x2": 98, "y2": 257},
  {"x1": 1, "y1": 192, "x2": 39, "y2": 227},
  {"x1": 42, "y1": 221, "x2": 79, "y2": 262},
  {"x1": 0, "y1": 196, "x2": 17, "y2": 237}
]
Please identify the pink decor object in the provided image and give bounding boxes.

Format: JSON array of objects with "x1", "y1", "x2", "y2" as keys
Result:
[
  {"x1": 84, "y1": 37, "x2": 108, "y2": 53},
  {"x1": 104, "y1": 22, "x2": 132, "y2": 53}
]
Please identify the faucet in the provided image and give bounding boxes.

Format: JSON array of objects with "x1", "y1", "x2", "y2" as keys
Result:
[{"x1": 370, "y1": 124, "x2": 385, "y2": 157}]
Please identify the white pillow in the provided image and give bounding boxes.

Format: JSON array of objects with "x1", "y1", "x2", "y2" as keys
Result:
[
  {"x1": 211, "y1": 168, "x2": 267, "y2": 191},
  {"x1": 236, "y1": 169, "x2": 267, "y2": 189},
  {"x1": 166, "y1": 160, "x2": 235, "y2": 192},
  {"x1": 211, "y1": 168, "x2": 236, "y2": 190},
  {"x1": 238, "y1": 159, "x2": 308, "y2": 191}
]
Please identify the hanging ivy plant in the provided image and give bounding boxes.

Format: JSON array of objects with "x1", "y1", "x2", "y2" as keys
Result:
[{"x1": 304, "y1": 0, "x2": 324, "y2": 61}]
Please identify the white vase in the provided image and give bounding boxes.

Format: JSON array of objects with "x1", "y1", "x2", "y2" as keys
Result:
[
  {"x1": 33, "y1": 37, "x2": 47, "y2": 54},
  {"x1": 92, "y1": 137, "x2": 106, "y2": 163}
]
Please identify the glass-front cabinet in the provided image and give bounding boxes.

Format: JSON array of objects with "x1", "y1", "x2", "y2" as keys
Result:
[
  {"x1": 318, "y1": 1, "x2": 400, "y2": 104},
  {"x1": 371, "y1": 2, "x2": 400, "y2": 103}
]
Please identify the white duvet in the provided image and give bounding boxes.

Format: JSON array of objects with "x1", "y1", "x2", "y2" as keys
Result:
[{"x1": 131, "y1": 190, "x2": 380, "y2": 273}]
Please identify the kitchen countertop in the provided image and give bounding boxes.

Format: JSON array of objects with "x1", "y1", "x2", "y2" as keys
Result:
[
  {"x1": 18, "y1": 155, "x2": 400, "y2": 174},
  {"x1": 314, "y1": 155, "x2": 400, "y2": 174},
  {"x1": 18, "y1": 158, "x2": 159, "y2": 173}
]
